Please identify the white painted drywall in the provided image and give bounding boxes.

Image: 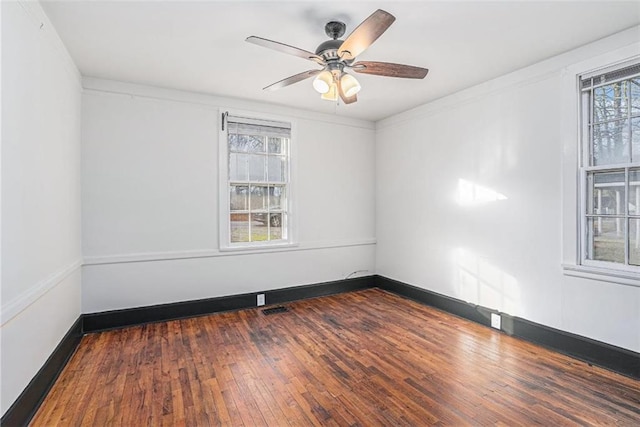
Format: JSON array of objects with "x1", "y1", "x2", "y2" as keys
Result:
[
  {"x1": 1, "y1": 271, "x2": 81, "y2": 415},
  {"x1": 82, "y1": 245, "x2": 375, "y2": 313},
  {"x1": 375, "y1": 28, "x2": 640, "y2": 352},
  {"x1": 1, "y1": 0, "x2": 82, "y2": 416},
  {"x1": 81, "y1": 80, "x2": 376, "y2": 312}
]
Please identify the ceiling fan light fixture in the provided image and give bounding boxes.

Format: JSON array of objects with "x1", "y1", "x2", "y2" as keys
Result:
[
  {"x1": 340, "y1": 73, "x2": 361, "y2": 97},
  {"x1": 321, "y1": 83, "x2": 338, "y2": 101},
  {"x1": 312, "y1": 70, "x2": 333, "y2": 94}
]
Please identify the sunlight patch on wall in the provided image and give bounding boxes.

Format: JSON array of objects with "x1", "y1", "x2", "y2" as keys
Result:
[
  {"x1": 457, "y1": 179, "x2": 507, "y2": 206},
  {"x1": 454, "y1": 248, "x2": 520, "y2": 315}
]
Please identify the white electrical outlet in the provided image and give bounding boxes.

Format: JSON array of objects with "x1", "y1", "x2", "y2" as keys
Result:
[
  {"x1": 491, "y1": 313, "x2": 501, "y2": 330},
  {"x1": 257, "y1": 294, "x2": 265, "y2": 306}
]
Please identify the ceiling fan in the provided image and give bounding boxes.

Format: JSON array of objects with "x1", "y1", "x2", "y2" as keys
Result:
[{"x1": 246, "y1": 9, "x2": 429, "y2": 105}]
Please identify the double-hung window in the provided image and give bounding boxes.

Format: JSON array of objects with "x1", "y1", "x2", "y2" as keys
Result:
[
  {"x1": 579, "y1": 62, "x2": 640, "y2": 271},
  {"x1": 219, "y1": 111, "x2": 294, "y2": 249}
]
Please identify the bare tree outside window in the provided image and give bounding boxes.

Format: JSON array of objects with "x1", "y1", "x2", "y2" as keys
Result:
[
  {"x1": 225, "y1": 118, "x2": 290, "y2": 246},
  {"x1": 582, "y1": 65, "x2": 640, "y2": 268}
]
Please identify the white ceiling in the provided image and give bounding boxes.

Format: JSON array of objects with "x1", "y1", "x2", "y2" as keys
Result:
[{"x1": 41, "y1": 1, "x2": 640, "y2": 121}]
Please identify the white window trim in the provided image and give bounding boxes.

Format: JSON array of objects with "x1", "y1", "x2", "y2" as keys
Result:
[
  {"x1": 561, "y1": 44, "x2": 640, "y2": 287},
  {"x1": 218, "y1": 108, "x2": 298, "y2": 251}
]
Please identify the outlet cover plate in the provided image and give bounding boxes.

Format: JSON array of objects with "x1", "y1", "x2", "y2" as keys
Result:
[
  {"x1": 491, "y1": 313, "x2": 501, "y2": 330},
  {"x1": 257, "y1": 294, "x2": 265, "y2": 306}
]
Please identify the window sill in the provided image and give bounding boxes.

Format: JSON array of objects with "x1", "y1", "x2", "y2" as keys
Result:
[
  {"x1": 219, "y1": 241, "x2": 299, "y2": 253},
  {"x1": 562, "y1": 263, "x2": 640, "y2": 288}
]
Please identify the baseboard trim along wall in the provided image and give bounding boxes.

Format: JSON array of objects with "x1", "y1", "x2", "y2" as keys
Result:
[
  {"x1": 5, "y1": 274, "x2": 638, "y2": 425},
  {"x1": 83, "y1": 275, "x2": 375, "y2": 332},
  {"x1": 375, "y1": 275, "x2": 640, "y2": 380},
  {"x1": 1, "y1": 317, "x2": 84, "y2": 427}
]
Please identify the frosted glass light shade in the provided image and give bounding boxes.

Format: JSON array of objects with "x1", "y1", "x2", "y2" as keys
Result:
[
  {"x1": 313, "y1": 71, "x2": 333, "y2": 94},
  {"x1": 321, "y1": 84, "x2": 338, "y2": 101},
  {"x1": 340, "y1": 73, "x2": 361, "y2": 97}
]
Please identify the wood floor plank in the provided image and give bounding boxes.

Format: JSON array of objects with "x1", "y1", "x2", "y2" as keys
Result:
[{"x1": 30, "y1": 288, "x2": 640, "y2": 426}]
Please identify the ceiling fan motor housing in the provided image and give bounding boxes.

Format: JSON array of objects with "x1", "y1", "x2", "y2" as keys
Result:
[
  {"x1": 315, "y1": 39, "x2": 343, "y2": 60},
  {"x1": 316, "y1": 21, "x2": 348, "y2": 61}
]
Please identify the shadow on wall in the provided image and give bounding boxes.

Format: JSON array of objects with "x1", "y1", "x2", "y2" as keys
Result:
[
  {"x1": 452, "y1": 178, "x2": 519, "y2": 314},
  {"x1": 453, "y1": 247, "x2": 521, "y2": 317}
]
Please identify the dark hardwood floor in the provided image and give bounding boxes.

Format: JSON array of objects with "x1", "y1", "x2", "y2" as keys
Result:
[{"x1": 31, "y1": 288, "x2": 640, "y2": 426}]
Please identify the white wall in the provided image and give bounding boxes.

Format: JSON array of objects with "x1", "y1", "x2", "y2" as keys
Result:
[
  {"x1": 81, "y1": 79, "x2": 376, "y2": 313},
  {"x1": 376, "y1": 28, "x2": 640, "y2": 352},
  {"x1": 1, "y1": 0, "x2": 82, "y2": 415}
]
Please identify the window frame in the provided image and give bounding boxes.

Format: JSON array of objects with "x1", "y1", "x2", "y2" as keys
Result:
[
  {"x1": 218, "y1": 108, "x2": 297, "y2": 251},
  {"x1": 561, "y1": 48, "x2": 640, "y2": 287},
  {"x1": 579, "y1": 63, "x2": 640, "y2": 273}
]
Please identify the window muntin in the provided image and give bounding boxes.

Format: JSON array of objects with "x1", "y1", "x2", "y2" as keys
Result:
[
  {"x1": 581, "y1": 64, "x2": 640, "y2": 270},
  {"x1": 224, "y1": 115, "x2": 291, "y2": 247}
]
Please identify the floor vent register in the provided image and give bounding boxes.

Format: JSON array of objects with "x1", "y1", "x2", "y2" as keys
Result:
[{"x1": 262, "y1": 306, "x2": 289, "y2": 315}]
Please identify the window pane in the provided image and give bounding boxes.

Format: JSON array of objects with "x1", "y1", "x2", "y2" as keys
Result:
[
  {"x1": 269, "y1": 214, "x2": 283, "y2": 240},
  {"x1": 581, "y1": 90, "x2": 591, "y2": 125},
  {"x1": 593, "y1": 119, "x2": 629, "y2": 165},
  {"x1": 248, "y1": 154, "x2": 266, "y2": 181},
  {"x1": 631, "y1": 78, "x2": 640, "y2": 115},
  {"x1": 224, "y1": 116, "x2": 291, "y2": 248},
  {"x1": 229, "y1": 133, "x2": 248, "y2": 152},
  {"x1": 630, "y1": 218, "x2": 640, "y2": 266},
  {"x1": 268, "y1": 156, "x2": 286, "y2": 182},
  {"x1": 630, "y1": 169, "x2": 640, "y2": 215},
  {"x1": 593, "y1": 81, "x2": 628, "y2": 122},
  {"x1": 230, "y1": 213, "x2": 250, "y2": 243},
  {"x1": 247, "y1": 135, "x2": 265, "y2": 153},
  {"x1": 587, "y1": 217, "x2": 625, "y2": 263},
  {"x1": 633, "y1": 117, "x2": 640, "y2": 162},
  {"x1": 229, "y1": 153, "x2": 248, "y2": 181},
  {"x1": 269, "y1": 186, "x2": 284, "y2": 210},
  {"x1": 589, "y1": 171, "x2": 626, "y2": 215},
  {"x1": 250, "y1": 215, "x2": 269, "y2": 241},
  {"x1": 250, "y1": 185, "x2": 266, "y2": 210},
  {"x1": 230, "y1": 185, "x2": 248, "y2": 211},
  {"x1": 268, "y1": 137, "x2": 284, "y2": 154}
]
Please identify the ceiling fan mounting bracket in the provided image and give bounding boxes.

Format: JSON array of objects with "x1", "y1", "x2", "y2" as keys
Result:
[{"x1": 324, "y1": 21, "x2": 346, "y2": 40}]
